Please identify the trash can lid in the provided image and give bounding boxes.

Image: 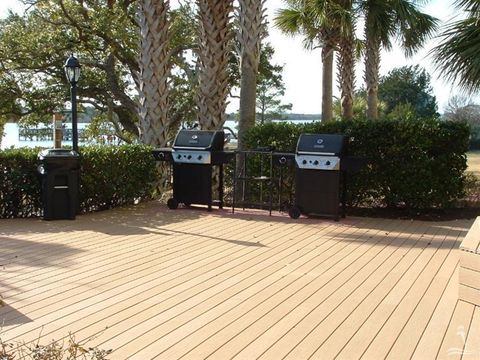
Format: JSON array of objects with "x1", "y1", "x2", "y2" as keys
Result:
[{"x1": 38, "y1": 149, "x2": 80, "y2": 160}]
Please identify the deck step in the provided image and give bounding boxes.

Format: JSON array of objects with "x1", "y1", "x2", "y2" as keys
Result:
[{"x1": 459, "y1": 217, "x2": 480, "y2": 306}]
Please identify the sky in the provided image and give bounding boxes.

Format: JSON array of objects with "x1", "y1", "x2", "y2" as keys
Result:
[{"x1": 0, "y1": 0, "x2": 474, "y2": 114}]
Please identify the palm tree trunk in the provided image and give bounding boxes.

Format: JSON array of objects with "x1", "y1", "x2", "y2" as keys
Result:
[
  {"x1": 322, "y1": 44, "x2": 334, "y2": 122},
  {"x1": 196, "y1": 0, "x2": 233, "y2": 130},
  {"x1": 365, "y1": 30, "x2": 380, "y2": 120},
  {"x1": 138, "y1": 0, "x2": 171, "y2": 146},
  {"x1": 235, "y1": 0, "x2": 265, "y2": 203},
  {"x1": 238, "y1": 70, "x2": 257, "y2": 146},
  {"x1": 338, "y1": 34, "x2": 355, "y2": 120},
  {"x1": 237, "y1": 0, "x2": 264, "y2": 150}
]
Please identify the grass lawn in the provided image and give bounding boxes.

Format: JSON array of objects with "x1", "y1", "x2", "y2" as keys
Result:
[{"x1": 467, "y1": 151, "x2": 480, "y2": 176}]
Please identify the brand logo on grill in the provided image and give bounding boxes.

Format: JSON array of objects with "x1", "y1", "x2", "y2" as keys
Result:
[
  {"x1": 192, "y1": 135, "x2": 198, "y2": 140},
  {"x1": 314, "y1": 138, "x2": 325, "y2": 149}
]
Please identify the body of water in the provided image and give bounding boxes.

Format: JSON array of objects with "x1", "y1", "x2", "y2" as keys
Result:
[
  {"x1": 1, "y1": 122, "x2": 90, "y2": 150},
  {"x1": 1, "y1": 119, "x2": 319, "y2": 149}
]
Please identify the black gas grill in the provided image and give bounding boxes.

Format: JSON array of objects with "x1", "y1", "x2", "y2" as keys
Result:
[
  {"x1": 152, "y1": 129, "x2": 234, "y2": 211},
  {"x1": 289, "y1": 133, "x2": 347, "y2": 221}
]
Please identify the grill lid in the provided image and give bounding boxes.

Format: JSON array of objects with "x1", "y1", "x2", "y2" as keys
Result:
[
  {"x1": 173, "y1": 130, "x2": 225, "y2": 151},
  {"x1": 296, "y1": 134, "x2": 347, "y2": 155}
]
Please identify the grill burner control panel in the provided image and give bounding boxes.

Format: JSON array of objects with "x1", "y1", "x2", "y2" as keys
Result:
[
  {"x1": 172, "y1": 150, "x2": 211, "y2": 164},
  {"x1": 295, "y1": 155, "x2": 340, "y2": 170}
]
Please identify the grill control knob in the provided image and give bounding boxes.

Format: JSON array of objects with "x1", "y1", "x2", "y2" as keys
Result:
[
  {"x1": 177, "y1": 154, "x2": 182, "y2": 159},
  {"x1": 198, "y1": 155, "x2": 203, "y2": 160},
  {"x1": 313, "y1": 160, "x2": 319, "y2": 165},
  {"x1": 302, "y1": 159, "x2": 307, "y2": 165},
  {"x1": 326, "y1": 161, "x2": 331, "y2": 166},
  {"x1": 187, "y1": 155, "x2": 192, "y2": 160}
]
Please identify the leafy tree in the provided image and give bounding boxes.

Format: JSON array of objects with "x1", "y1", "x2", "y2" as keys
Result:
[
  {"x1": 378, "y1": 65, "x2": 439, "y2": 119},
  {"x1": 444, "y1": 95, "x2": 480, "y2": 147},
  {"x1": 0, "y1": 0, "x2": 197, "y2": 142},
  {"x1": 433, "y1": 0, "x2": 480, "y2": 93},
  {"x1": 0, "y1": 0, "x2": 296, "y2": 144},
  {"x1": 0, "y1": 118, "x2": 6, "y2": 147},
  {"x1": 256, "y1": 79, "x2": 292, "y2": 124},
  {"x1": 256, "y1": 44, "x2": 292, "y2": 123},
  {"x1": 444, "y1": 95, "x2": 480, "y2": 125}
]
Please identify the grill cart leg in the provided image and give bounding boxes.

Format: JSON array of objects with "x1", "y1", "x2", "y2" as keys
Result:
[
  {"x1": 208, "y1": 168, "x2": 212, "y2": 212},
  {"x1": 341, "y1": 171, "x2": 347, "y2": 218},
  {"x1": 219, "y1": 164, "x2": 224, "y2": 209},
  {"x1": 232, "y1": 155, "x2": 236, "y2": 214}
]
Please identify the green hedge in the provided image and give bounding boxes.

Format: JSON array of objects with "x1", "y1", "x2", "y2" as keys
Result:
[
  {"x1": 79, "y1": 145, "x2": 158, "y2": 212},
  {"x1": 243, "y1": 118, "x2": 470, "y2": 209},
  {"x1": 0, "y1": 145, "x2": 157, "y2": 218},
  {"x1": 0, "y1": 147, "x2": 42, "y2": 218}
]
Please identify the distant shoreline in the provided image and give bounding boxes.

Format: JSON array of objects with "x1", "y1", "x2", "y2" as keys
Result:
[{"x1": 226, "y1": 113, "x2": 321, "y2": 121}]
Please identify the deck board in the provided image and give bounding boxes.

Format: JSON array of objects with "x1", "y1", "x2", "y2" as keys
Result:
[
  {"x1": 359, "y1": 231, "x2": 461, "y2": 360},
  {"x1": 437, "y1": 300, "x2": 475, "y2": 360},
  {"x1": 210, "y1": 219, "x2": 423, "y2": 360},
  {"x1": 282, "y1": 222, "x2": 450, "y2": 359},
  {"x1": 0, "y1": 201, "x2": 477, "y2": 359}
]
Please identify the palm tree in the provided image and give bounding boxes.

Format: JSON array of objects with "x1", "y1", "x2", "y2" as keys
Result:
[
  {"x1": 336, "y1": 0, "x2": 356, "y2": 120},
  {"x1": 237, "y1": 0, "x2": 265, "y2": 151},
  {"x1": 138, "y1": 0, "x2": 171, "y2": 146},
  {"x1": 433, "y1": 0, "x2": 480, "y2": 93},
  {"x1": 196, "y1": 0, "x2": 234, "y2": 130},
  {"x1": 275, "y1": 0, "x2": 352, "y2": 122},
  {"x1": 360, "y1": 0, "x2": 438, "y2": 120}
]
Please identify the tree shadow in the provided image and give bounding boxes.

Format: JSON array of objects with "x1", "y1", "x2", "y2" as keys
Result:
[
  {"x1": 0, "y1": 303, "x2": 32, "y2": 327},
  {"x1": 324, "y1": 219, "x2": 470, "y2": 250},
  {"x1": 0, "y1": 201, "x2": 205, "y2": 237},
  {"x1": 0, "y1": 237, "x2": 85, "y2": 270}
]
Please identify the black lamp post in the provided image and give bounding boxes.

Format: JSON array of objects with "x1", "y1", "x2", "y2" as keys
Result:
[{"x1": 64, "y1": 55, "x2": 81, "y2": 152}]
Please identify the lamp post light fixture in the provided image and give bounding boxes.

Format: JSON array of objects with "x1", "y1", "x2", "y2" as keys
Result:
[{"x1": 64, "y1": 55, "x2": 81, "y2": 152}]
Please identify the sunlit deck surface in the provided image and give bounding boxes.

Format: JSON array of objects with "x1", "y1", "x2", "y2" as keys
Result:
[{"x1": 1, "y1": 201, "x2": 479, "y2": 359}]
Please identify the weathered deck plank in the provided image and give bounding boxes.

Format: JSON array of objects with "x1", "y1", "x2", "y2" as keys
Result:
[{"x1": 0, "y1": 201, "x2": 477, "y2": 360}]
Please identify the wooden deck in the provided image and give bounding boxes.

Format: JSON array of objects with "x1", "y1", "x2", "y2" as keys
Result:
[{"x1": 0, "y1": 201, "x2": 479, "y2": 359}]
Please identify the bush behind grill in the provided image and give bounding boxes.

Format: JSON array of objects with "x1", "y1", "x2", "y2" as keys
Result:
[
  {"x1": 243, "y1": 118, "x2": 470, "y2": 209},
  {"x1": 0, "y1": 145, "x2": 157, "y2": 218}
]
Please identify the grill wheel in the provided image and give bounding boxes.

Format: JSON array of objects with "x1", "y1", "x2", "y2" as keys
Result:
[
  {"x1": 288, "y1": 206, "x2": 301, "y2": 219},
  {"x1": 167, "y1": 198, "x2": 179, "y2": 210}
]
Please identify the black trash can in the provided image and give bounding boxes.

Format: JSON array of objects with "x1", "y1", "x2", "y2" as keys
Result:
[{"x1": 37, "y1": 149, "x2": 80, "y2": 220}]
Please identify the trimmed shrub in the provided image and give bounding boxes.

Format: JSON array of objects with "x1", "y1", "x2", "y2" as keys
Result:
[
  {"x1": 242, "y1": 118, "x2": 470, "y2": 209},
  {"x1": 0, "y1": 145, "x2": 157, "y2": 218},
  {"x1": 79, "y1": 145, "x2": 158, "y2": 212},
  {"x1": 0, "y1": 147, "x2": 42, "y2": 218}
]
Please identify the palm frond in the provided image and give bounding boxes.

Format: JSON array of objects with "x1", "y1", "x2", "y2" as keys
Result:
[
  {"x1": 391, "y1": 0, "x2": 439, "y2": 56},
  {"x1": 433, "y1": 16, "x2": 480, "y2": 92},
  {"x1": 455, "y1": 0, "x2": 480, "y2": 14}
]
